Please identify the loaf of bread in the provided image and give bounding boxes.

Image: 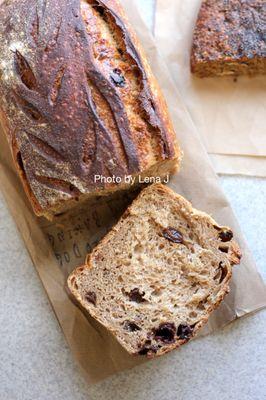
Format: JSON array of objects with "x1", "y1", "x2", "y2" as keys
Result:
[
  {"x1": 191, "y1": 0, "x2": 266, "y2": 77},
  {"x1": 68, "y1": 184, "x2": 241, "y2": 357},
  {"x1": 0, "y1": 0, "x2": 180, "y2": 219}
]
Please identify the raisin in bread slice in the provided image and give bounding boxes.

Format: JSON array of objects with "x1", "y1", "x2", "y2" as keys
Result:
[{"x1": 68, "y1": 184, "x2": 241, "y2": 357}]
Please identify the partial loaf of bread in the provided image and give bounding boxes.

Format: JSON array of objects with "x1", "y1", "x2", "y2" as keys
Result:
[
  {"x1": 0, "y1": 0, "x2": 180, "y2": 219},
  {"x1": 68, "y1": 184, "x2": 241, "y2": 357},
  {"x1": 191, "y1": 0, "x2": 266, "y2": 77}
]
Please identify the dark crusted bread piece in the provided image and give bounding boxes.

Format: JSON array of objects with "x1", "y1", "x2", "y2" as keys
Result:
[
  {"x1": 0, "y1": 0, "x2": 180, "y2": 219},
  {"x1": 191, "y1": 0, "x2": 266, "y2": 77},
  {"x1": 68, "y1": 184, "x2": 241, "y2": 358}
]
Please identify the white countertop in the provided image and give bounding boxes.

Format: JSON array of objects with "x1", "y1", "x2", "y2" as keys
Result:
[{"x1": 0, "y1": 1, "x2": 265, "y2": 399}]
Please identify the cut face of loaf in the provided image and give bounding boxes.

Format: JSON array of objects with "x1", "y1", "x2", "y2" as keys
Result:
[
  {"x1": 0, "y1": 0, "x2": 179, "y2": 219},
  {"x1": 191, "y1": 0, "x2": 266, "y2": 77},
  {"x1": 68, "y1": 184, "x2": 241, "y2": 357}
]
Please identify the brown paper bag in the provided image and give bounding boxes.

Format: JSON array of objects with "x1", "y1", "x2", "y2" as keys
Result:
[
  {"x1": 0, "y1": 0, "x2": 265, "y2": 384},
  {"x1": 155, "y1": 0, "x2": 266, "y2": 175}
]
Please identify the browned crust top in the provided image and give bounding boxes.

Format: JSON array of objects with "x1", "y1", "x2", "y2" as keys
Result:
[
  {"x1": 0, "y1": 0, "x2": 178, "y2": 214},
  {"x1": 191, "y1": 0, "x2": 266, "y2": 65}
]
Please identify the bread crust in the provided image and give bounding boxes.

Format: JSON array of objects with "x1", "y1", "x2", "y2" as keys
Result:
[
  {"x1": 191, "y1": 0, "x2": 266, "y2": 77},
  {"x1": 0, "y1": 0, "x2": 180, "y2": 218},
  {"x1": 68, "y1": 184, "x2": 241, "y2": 358}
]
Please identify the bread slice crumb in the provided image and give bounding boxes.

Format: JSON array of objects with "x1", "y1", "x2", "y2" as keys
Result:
[{"x1": 68, "y1": 184, "x2": 241, "y2": 357}]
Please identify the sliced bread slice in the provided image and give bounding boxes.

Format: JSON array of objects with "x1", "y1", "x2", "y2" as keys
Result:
[{"x1": 67, "y1": 184, "x2": 241, "y2": 357}]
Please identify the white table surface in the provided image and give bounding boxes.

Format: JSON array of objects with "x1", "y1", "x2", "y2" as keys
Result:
[{"x1": 0, "y1": 1, "x2": 265, "y2": 399}]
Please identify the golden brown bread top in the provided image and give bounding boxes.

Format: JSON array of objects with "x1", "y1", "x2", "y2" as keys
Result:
[
  {"x1": 191, "y1": 0, "x2": 266, "y2": 71},
  {"x1": 0, "y1": 0, "x2": 179, "y2": 215}
]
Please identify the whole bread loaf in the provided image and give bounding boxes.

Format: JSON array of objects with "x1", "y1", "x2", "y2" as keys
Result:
[
  {"x1": 68, "y1": 184, "x2": 241, "y2": 358},
  {"x1": 0, "y1": 0, "x2": 180, "y2": 219},
  {"x1": 191, "y1": 0, "x2": 266, "y2": 77}
]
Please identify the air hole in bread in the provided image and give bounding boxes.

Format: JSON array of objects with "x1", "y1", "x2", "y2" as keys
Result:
[
  {"x1": 214, "y1": 269, "x2": 222, "y2": 281},
  {"x1": 216, "y1": 263, "x2": 228, "y2": 284},
  {"x1": 197, "y1": 302, "x2": 206, "y2": 310},
  {"x1": 123, "y1": 321, "x2": 141, "y2": 332},
  {"x1": 70, "y1": 277, "x2": 78, "y2": 290},
  {"x1": 219, "y1": 246, "x2": 229, "y2": 253}
]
